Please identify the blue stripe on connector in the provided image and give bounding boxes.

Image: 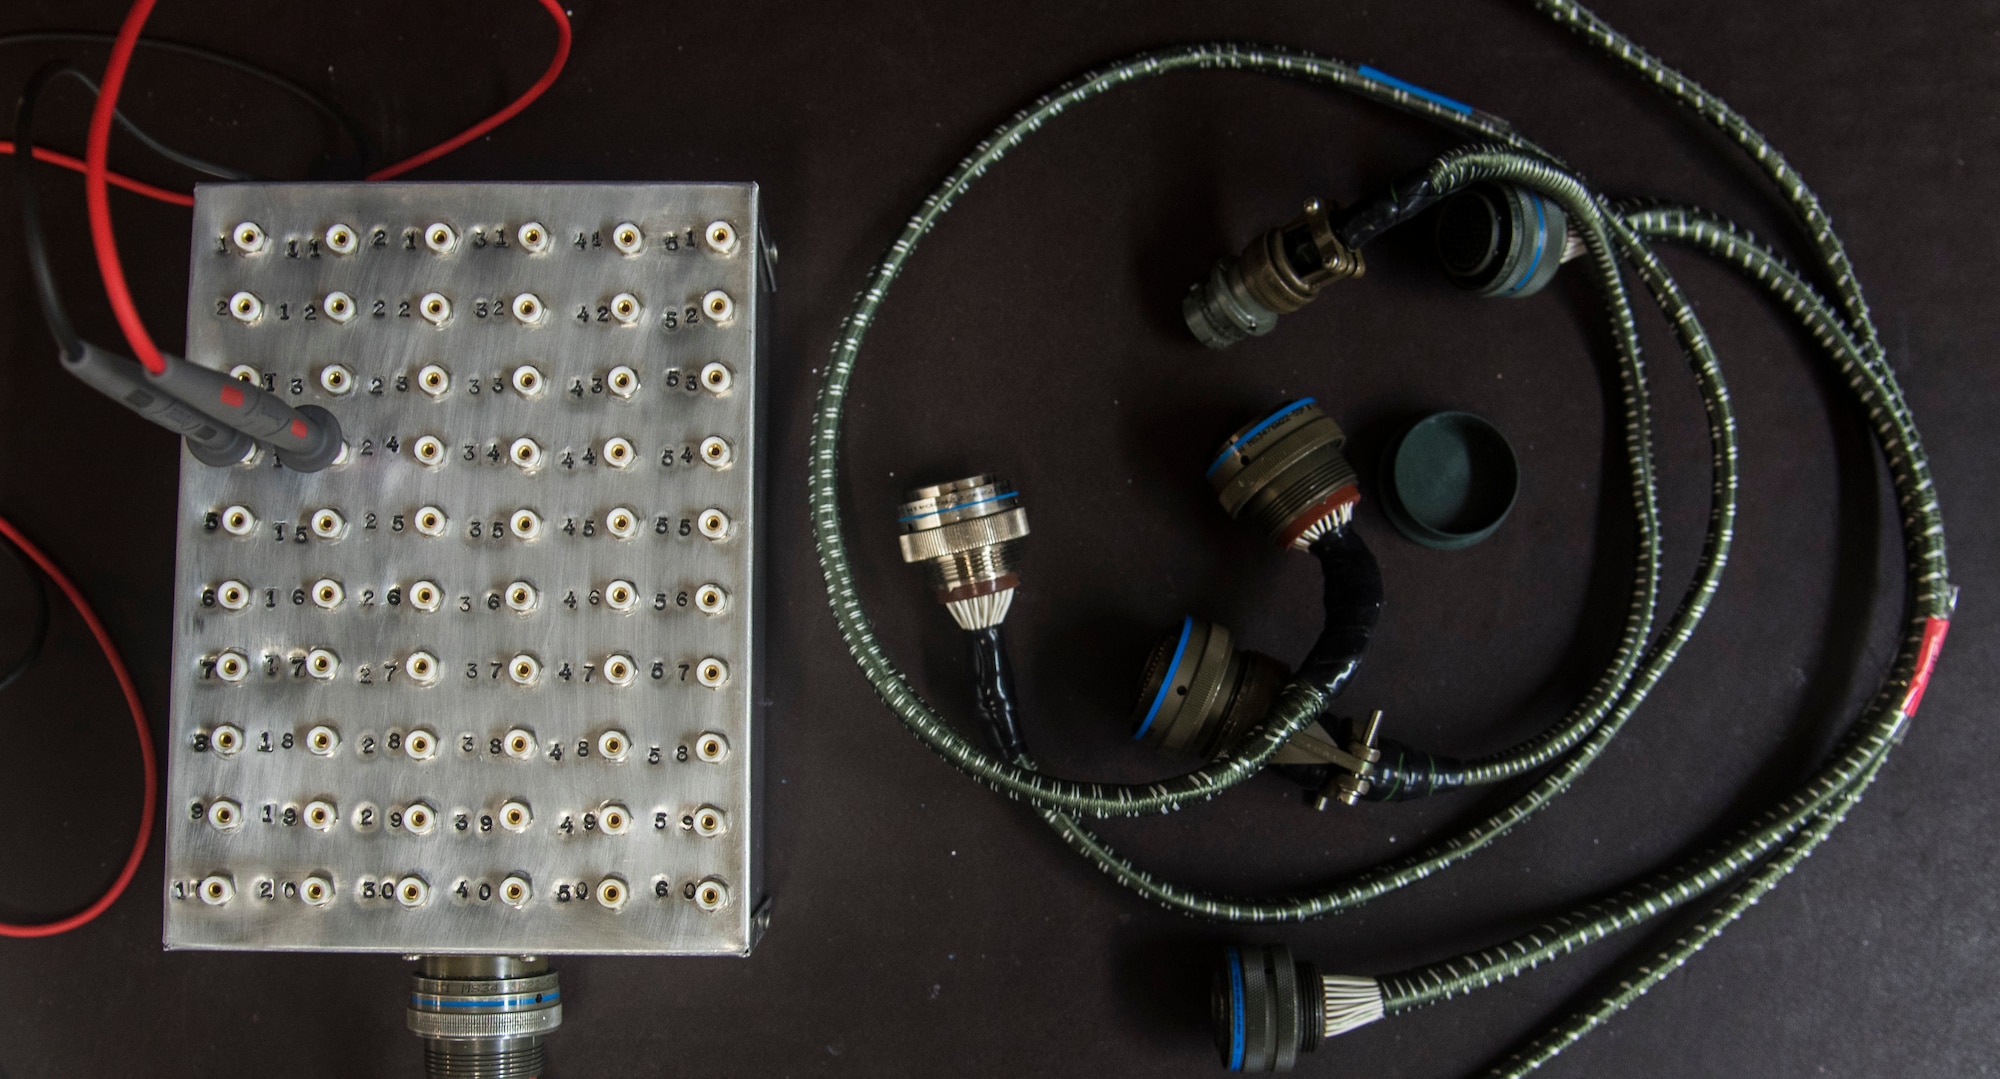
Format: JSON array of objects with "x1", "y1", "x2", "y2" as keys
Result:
[
  {"x1": 1206, "y1": 399, "x2": 1315, "y2": 478},
  {"x1": 411, "y1": 990, "x2": 559, "y2": 1009},
  {"x1": 1358, "y1": 64, "x2": 1473, "y2": 115},
  {"x1": 897, "y1": 490, "x2": 1018, "y2": 523},
  {"x1": 1226, "y1": 947, "x2": 1247, "y2": 1071},
  {"x1": 1502, "y1": 192, "x2": 1550, "y2": 296},
  {"x1": 1133, "y1": 616, "x2": 1195, "y2": 740}
]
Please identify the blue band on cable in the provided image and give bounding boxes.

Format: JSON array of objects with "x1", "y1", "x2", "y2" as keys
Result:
[
  {"x1": 1133, "y1": 616, "x2": 1195, "y2": 740},
  {"x1": 1206, "y1": 399, "x2": 1316, "y2": 478},
  {"x1": 1226, "y1": 947, "x2": 1247, "y2": 1071},
  {"x1": 1358, "y1": 64, "x2": 1474, "y2": 115},
  {"x1": 897, "y1": 490, "x2": 1018, "y2": 523}
]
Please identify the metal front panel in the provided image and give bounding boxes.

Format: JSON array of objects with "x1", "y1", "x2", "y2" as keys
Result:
[{"x1": 166, "y1": 183, "x2": 765, "y2": 954}]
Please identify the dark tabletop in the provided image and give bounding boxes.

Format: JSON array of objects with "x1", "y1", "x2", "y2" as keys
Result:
[{"x1": 1, "y1": 2, "x2": 1995, "y2": 1076}]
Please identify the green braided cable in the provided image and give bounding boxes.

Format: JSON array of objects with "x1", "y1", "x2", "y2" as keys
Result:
[
  {"x1": 1528, "y1": 0, "x2": 1891, "y2": 368},
  {"x1": 1481, "y1": 752, "x2": 1889, "y2": 1077},
  {"x1": 1624, "y1": 206, "x2": 1943, "y2": 562},
  {"x1": 1377, "y1": 715, "x2": 1899, "y2": 1010},
  {"x1": 806, "y1": 48, "x2": 1670, "y2": 819}
]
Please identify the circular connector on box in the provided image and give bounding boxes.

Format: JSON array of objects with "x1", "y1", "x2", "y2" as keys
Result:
[
  {"x1": 306, "y1": 725, "x2": 339, "y2": 756},
  {"x1": 227, "y1": 363, "x2": 260, "y2": 385},
  {"x1": 511, "y1": 364, "x2": 544, "y2": 397},
  {"x1": 220, "y1": 504, "x2": 257, "y2": 536},
  {"x1": 406, "y1": 652, "x2": 440, "y2": 686},
  {"x1": 424, "y1": 223, "x2": 457, "y2": 254},
  {"x1": 305, "y1": 647, "x2": 339, "y2": 681},
  {"x1": 595, "y1": 876, "x2": 629, "y2": 910},
  {"x1": 231, "y1": 222, "x2": 266, "y2": 254},
  {"x1": 606, "y1": 507, "x2": 638, "y2": 540},
  {"x1": 603, "y1": 437, "x2": 635, "y2": 469},
  {"x1": 697, "y1": 509, "x2": 731, "y2": 541},
  {"x1": 603, "y1": 654, "x2": 636, "y2": 687},
  {"x1": 324, "y1": 223, "x2": 356, "y2": 255},
  {"x1": 699, "y1": 436, "x2": 732, "y2": 469},
  {"x1": 510, "y1": 509, "x2": 544, "y2": 541},
  {"x1": 510, "y1": 437, "x2": 543, "y2": 471},
  {"x1": 401, "y1": 802, "x2": 437, "y2": 835},
  {"x1": 694, "y1": 583, "x2": 728, "y2": 616},
  {"x1": 216, "y1": 580, "x2": 250, "y2": 611},
  {"x1": 700, "y1": 289, "x2": 734, "y2": 323},
  {"x1": 607, "y1": 365, "x2": 639, "y2": 398},
  {"x1": 502, "y1": 729, "x2": 536, "y2": 761},
  {"x1": 610, "y1": 292, "x2": 641, "y2": 325},
  {"x1": 409, "y1": 580, "x2": 442, "y2": 612},
  {"x1": 693, "y1": 878, "x2": 729, "y2": 912},
  {"x1": 1208, "y1": 399, "x2": 1360, "y2": 551},
  {"x1": 395, "y1": 875, "x2": 430, "y2": 908},
  {"x1": 596, "y1": 729, "x2": 630, "y2": 762},
  {"x1": 214, "y1": 650, "x2": 250, "y2": 683},
  {"x1": 507, "y1": 654, "x2": 541, "y2": 686},
  {"x1": 511, "y1": 292, "x2": 545, "y2": 324},
  {"x1": 499, "y1": 875, "x2": 532, "y2": 907},
  {"x1": 403, "y1": 727, "x2": 439, "y2": 759},
  {"x1": 499, "y1": 800, "x2": 533, "y2": 832},
  {"x1": 310, "y1": 578, "x2": 344, "y2": 609},
  {"x1": 611, "y1": 222, "x2": 644, "y2": 255},
  {"x1": 304, "y1": 799, "x2": 338, "y2": 830},
  {"x1": 414, "y1": 506, "x2": 449, "y2": 538},
  {"x1": 301, "y1": 875, "x2": 334, "y2": 906},
  {"x1": 1435, "y1": 182, "x2": 1570, "y2": 299},
  {"x1": 705, "y1": 220, "x2": 738, "y2": 254},
  {"x1": 210, "y1": 723, "x2": 244, "y2": 755},
  {"x1": 699, "y1": 361, "x2": 733, "y2": 395},
  {"x1": 418, "y1": 292, "x2": 452, "y2": 325},
  {"x1": 322, "y1": 291, "x2": 356, "y2": 323},
  {"x1": 516, "y1": 221, "x2": 550, "y2": 253},
  {"x1": 206, "y1": 798, "x2": 243, "y2": 832},
  {"x1": 1132, "y1": 617, "x2": 1289, "y2": 759},
  {"x1": 694, "y1": 732, "x2": 729, "y2": 763},
  {"x1": 505, "y1": 580, "x2": 539, "y2": 613},
  {"x1": 417, "y1": 364, "x2": 451, "y2": 397},
  {"x1": 319, "y1": 364, "x2": 354, "y2": 394},
  {"x1": 896, "y1": 475, "x2": 1029, "y2": 630},
  {"x1": 598, "y1": 804, "x2": 631, "y2": 835},
  {"x1": 605, "y1": 579, "x2": 637, "y2": 612},
  {"x1": 694, "y1": 658, "x2": 729, "y2": 689},
  {"x1": 691, "y1": 805, "x2": 727, "y2": 838},
  {"x1": 199, "y1": 874, "x2": 235, "y2": 905},
  {"x1": 310, "y1": 508, "x2": 346, "y2": 540}
]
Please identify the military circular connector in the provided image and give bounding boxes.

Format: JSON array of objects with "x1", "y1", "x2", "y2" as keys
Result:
[
  {"x1": 1132, "y1": 616, "x2": 1287, "y2": 758},
  {"x1": 896, "y1": 475, "x2": 1030, "y2": 630},
  {"x1": 1183, "y1": 199, "x2": 1364, "y2": 348},
  {"x1": 1208, "y1": 399, "x2": 1360, "y2": 550},
  {"x1": 407, "y1": 956, "x2": 562, "y2": 1079},
  {"x1": 1433, "y1": 181, "x2": 1577, "y2": 298},
  {"x1": 1212, "y1": 945, "x2": 1320, "y2": 1073}
]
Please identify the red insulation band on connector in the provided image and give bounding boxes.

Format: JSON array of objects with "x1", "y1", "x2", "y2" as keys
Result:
[{"x1": 1900, "y1": 616, "x2": 1950, "y2": 718}]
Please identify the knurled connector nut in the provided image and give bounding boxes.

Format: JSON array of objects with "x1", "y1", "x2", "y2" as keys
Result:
[
  {"x1": 896, "y1": 507, "x2": 1030, "y2": 563},
  {"x1": 1215, "y1": 417, "x2": 1347, "y2": 519}
]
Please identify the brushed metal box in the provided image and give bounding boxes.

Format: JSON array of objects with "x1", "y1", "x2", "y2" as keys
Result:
[{"x1": 165, "y1": 183, "x2": 768, "y2": 955}]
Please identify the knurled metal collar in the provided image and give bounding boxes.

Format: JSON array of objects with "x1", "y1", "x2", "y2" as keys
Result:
[
  {"x1": 898, "y1": 506, "x2": 1030, "y2": 562},
  {"x1": 1209, "y1": 400, "x2": 1346, "y2": 517}
]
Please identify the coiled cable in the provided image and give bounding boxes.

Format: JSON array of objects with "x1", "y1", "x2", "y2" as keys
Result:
[{"x1": 810, "y1": 1, "x2": 1952, "y2": 1069}]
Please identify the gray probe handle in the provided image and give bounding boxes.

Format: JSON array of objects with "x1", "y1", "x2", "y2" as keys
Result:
[
  {"x1": 148, "y1": 353, "x2": 345, "y2": 471},
  {"x1": 63, "y1": 340, "x2": 254, "y2": 467}
]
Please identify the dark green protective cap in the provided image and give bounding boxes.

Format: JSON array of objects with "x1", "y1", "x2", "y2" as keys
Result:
[{"x1": 1379, "y1": 411, "x2": 1519, "y2": 550}]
